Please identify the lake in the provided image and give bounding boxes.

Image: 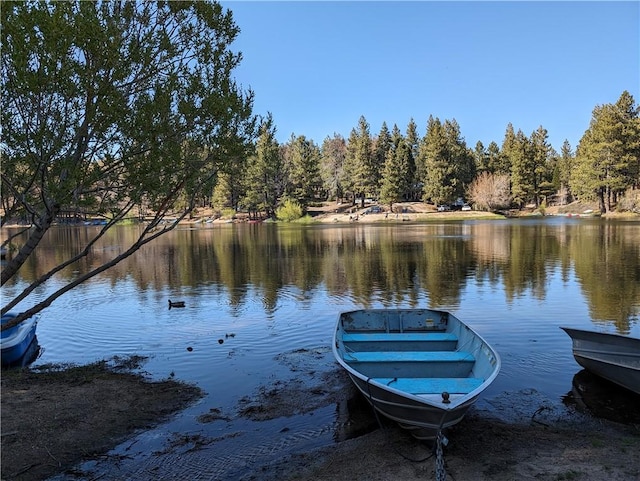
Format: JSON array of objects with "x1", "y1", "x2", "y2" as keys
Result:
[{"x1": 3, "y1": 217, "x2": 640, "y2": 479}]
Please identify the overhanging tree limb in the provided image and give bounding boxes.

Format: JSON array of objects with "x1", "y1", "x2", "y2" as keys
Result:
[{"x1": 1, "y1": 0, "x2": 256, "y2": 328}]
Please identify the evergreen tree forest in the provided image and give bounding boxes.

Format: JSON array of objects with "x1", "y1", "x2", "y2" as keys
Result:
[{"x1": 231, "y1": 91, "x2": 639, "y2": 217}]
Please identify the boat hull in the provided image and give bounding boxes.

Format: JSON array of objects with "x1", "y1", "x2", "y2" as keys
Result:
[
  {"x1": 344, "y1": 371, "x2": 480, "y2": 439},
  {"x1": 561, "y1": 327, "x2": 640, "y2": 395},
  {"x1": 1, "y1": 313, "x2": 38, "y2": 367},
  {"x1": 333, "y1": 309, "x2": 500, "y2": 440}
]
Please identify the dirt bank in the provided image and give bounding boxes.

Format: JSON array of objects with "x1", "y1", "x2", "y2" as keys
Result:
[
  {"x1": 1, "y1": 358, "x2": 203, "y2": 481},
  {"x1": 2, "y1": 354, "x2": 639, "y2": 481}
]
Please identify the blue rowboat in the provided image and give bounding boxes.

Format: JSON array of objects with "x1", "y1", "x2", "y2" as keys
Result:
[
  {"x1": 561, "y1": 327, "x2": 640, "y2": 395},
  {"x1": 1, "y1": 313, "x2": 39, "y2": 367},
  {"x1": 333, "y1": 308, "x2": 500, "y2": 440}
]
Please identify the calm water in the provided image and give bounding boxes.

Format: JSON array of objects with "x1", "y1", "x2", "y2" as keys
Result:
[{"x1": 3, "y1": 217, "x2": 640, "y2": 479}]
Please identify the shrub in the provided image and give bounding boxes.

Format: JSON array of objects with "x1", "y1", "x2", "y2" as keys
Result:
[
  {"x1": 220, "y1": 208, "x2": 236, "y2": 219},
  {"x1": 276, "y1": 199, "x2": 303, "y2": 222}
]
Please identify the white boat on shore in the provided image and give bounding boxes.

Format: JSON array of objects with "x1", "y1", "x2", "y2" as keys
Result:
[{"x1": 332, "y1": 308, "x2": 500, "y2": 440}]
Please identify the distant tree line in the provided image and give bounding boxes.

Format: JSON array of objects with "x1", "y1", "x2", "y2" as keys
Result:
[{"x1": 213, "y1": 90, "x2": 639, "y2": 217}]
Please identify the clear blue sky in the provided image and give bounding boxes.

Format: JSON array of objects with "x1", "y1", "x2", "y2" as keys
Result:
[{"x1": 220, "y1": 1, "x2": 639, "y2": 152}]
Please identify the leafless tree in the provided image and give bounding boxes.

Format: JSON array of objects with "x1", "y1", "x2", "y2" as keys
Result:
[{"x1": 467, "y1": 172, "x2": 512, "y2": 211}]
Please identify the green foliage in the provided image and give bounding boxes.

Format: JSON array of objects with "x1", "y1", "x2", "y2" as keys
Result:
[
  {"x1": 220, "y1": 208, "x2": 236, "y2": 219},
  {"x1": 404, "y1": 119, "x2": 420, "y2": 199},
  {"x1": 211, "y1": 172, "x2": 234, "y2": 211},
  {"x1": 474, "y1": 141, "x2": 489, "y2": 174},
  {"x1": 571, "y1": 91, "x2": 640, "y2": 213},
  {"x1": 241, "y1": 113, "x2": 281, "y2": 218},
  {"x1": 552, "y1": 140, "x2": 575, "y2": 203},
  {"x1": 419, "y1": 116, "x2": 474, "y2": 205},
  {"x1": 342, "y1": 116, "x2": 375, "y2": 205},
  {"x1": 530, "y1": 126, "x2": 554, "y2": 206},
  {"x1": 1, "y1": 0, "x2": 255, "y2": 321},
  {"x1": 292, "y1": 214, "x2": 315, "y2": 224},
  {"x1": 487, "y1": 141, "x2": 507, "y2": 175},
  {"x1": 276, "y1": 199, "x2": 304, "y2": 222},
  {"x1": 379, "y1": 126, "x2": 413, "y2": 206},
  {"x1": 374, "y1": 122, "x2": 392, "y2": 192},
  {"x1": 285, "y1": 134, "x2": 322, "y2": 205},
  {"x1": 509, "y1": 131, "x2": 532, "y2": 207},
  {"x1": 320, "y1": 134, "x2": 346, "y2": 201},
  {"x1": 500, "y1": 123, "x2": 518, "y2": 175}
]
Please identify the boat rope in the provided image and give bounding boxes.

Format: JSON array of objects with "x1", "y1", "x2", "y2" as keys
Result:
[{"x1": 364, "y1": 377, "x2": 435, "y2": 464}]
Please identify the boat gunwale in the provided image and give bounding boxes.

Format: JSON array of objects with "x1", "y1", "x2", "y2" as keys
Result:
[{"x1": 560, "y1": 326, "x2": 640, "y2": 344}]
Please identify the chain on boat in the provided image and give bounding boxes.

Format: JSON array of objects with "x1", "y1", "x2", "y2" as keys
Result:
[{"x1": 435, "y1": 430, "x2": 448, "y2": 481}]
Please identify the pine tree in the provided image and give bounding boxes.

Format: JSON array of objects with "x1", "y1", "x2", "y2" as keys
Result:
[
  {"x1": 445, "y1": 119, "x2": 475, "y2": 199},
  {"x1": 211, "y1": 171, "x2": 233, "y2": 211},
  {"x1": 556, "y1": 140, "x2": 574, "y2": 204},
  {"x1": 320, "y1": 134, "x2": 347, "y2": 201},
  {"x1": 379, "y1": 125, "x2": 412, "y2": 209},
  {"x1": 500, "y1": 123, "x2": 517, "y2": 176},
  {"x1": 571, "y1": 91, "x2": 640, "y2": 212},
  {"x1": 420, "y1": 116, "x2": 474, "y2": 205},
  {"x1": 509, "y1": 130, "x2": 531, "y2": 208},
  {"x1": 404, "y1": 119, "x2": 419, "y2": 199},
  {"x1": 341, "y1": 128, "x2": 359, "y2": 204},
  {"x1": 342, "y1": 116, "x2": 374, "y2": 207},
  {"x1": 487, "y1": 141, "x2": 503, "y2": 174},
  {"x1": 474, "y1": 141, "x2": 490, "y2": 174},
  {"x1": 285, "y1": 134, "x2": 322, "y2": 205},
  {"x1": 615, "y1": 91, "x2": 640, "y2": 190},
  {"x1": 242, "y1": 114, "x2": 282, "y2": 218},
  {"x1": 406, "y1": 118, "x2": 420, "y2": 161},
  {"x1": 373, "y1": 122, "x2": 392, "y2": 198},
  {"x1": 419, "y1": 116, "x2": 449, "y2": 204},
  {"x1": 530, "y1": 126, "x2": 554, "y2": 207}
]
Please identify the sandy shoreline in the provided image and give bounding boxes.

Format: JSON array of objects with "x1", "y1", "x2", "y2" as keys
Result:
[
  {"x1": 2, "y1": 357, "x2": 639, "y2": 481},
  {"x1": 264, "y1": 410, "x2": 640, "y2": 481}
]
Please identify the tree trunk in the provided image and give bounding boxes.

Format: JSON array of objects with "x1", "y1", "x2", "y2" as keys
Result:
[
  {"x1": 1, "y1": 205, "x2": 59, "y2": 286},
  {"x1": 598, "y1": 190, "x2": 606, "y2": 214}
]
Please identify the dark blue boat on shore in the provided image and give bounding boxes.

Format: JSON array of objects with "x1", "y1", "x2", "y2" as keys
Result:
[{"x1": 1, "y1": 313, "x2": 39, "y2": 367}]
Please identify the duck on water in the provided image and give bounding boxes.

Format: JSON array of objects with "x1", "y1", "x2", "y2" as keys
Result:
[{"x1": 168, "y1": 300, "x2": 185, "y2": 309}]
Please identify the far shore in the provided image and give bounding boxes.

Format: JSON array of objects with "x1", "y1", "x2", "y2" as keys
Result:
[
  {"x1": 2, "y1": 201, "x2": 638, "y2": 231},
  {"x1": 196, "y1": 200, "x2": 639, "y2": 226}
]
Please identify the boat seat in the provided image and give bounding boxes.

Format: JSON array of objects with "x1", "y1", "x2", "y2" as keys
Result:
[
  {"x1": 372, "y1": 377, "x2": 484, "y2": 395},
  {"x1": 348, "y1": 351, "x2": 474, "y2": 363},
  {"x1": 342, "y1": 332, "x2": 458, "y2": 343},
  {"x1": 342, "y1": 332, "x2": 459, "y2": 352}
]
